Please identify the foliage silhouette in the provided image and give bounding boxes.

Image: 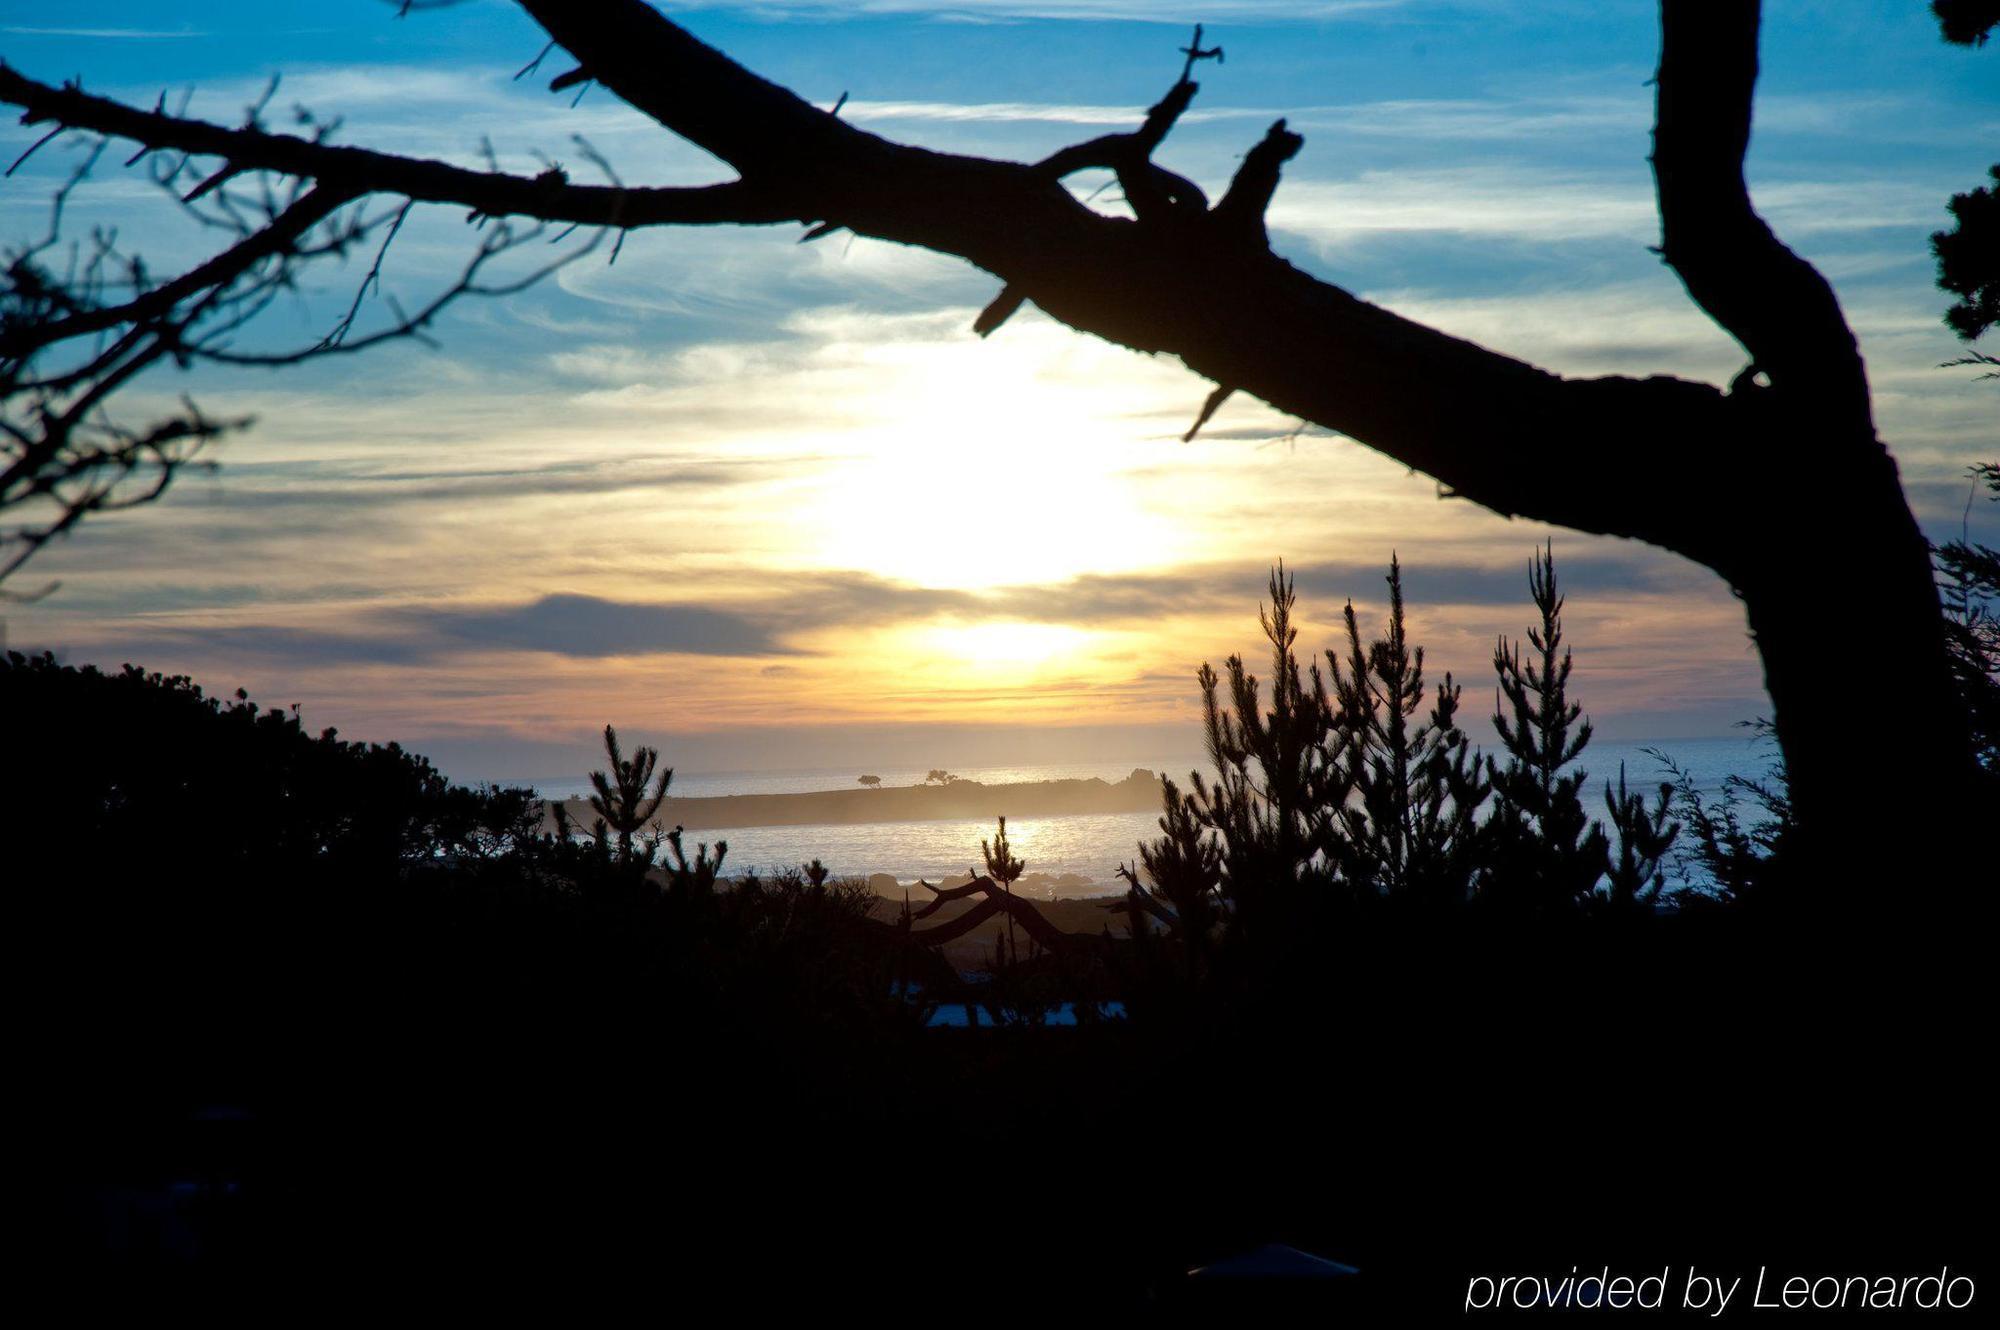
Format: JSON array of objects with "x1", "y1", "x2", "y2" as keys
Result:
[
  {"x1": 1937, "y1": 462, "x2": 2000, "y2": 778},
  {"x1": 1933, "y1": 0, "x2": 2000, "y2": 48},
  {"x1": 1933, "y1": 165, "x2": 2000, "y2": 343},
  {"x1": 10, "y1": 611, "x2": 1984, "y2": 1310},
  {"x1": 0, "y1": 120, "x2": 585, "y2": 594},
  {"x1": 1480, "y1": 545, "x2": 1611, "y2": 911},
  {"x1": 1601, "y1": 763, "x2": 1681, "y2": 911},
  {"x1": 1650, "y1": 735, "x2": 1797, "y2": 908},
  {"x1": 1145, "y1": 549, "x2": 1680, "y2": 931},
  {"x1": 586, "y1": 723, "x2": 669, "y2": 866},
  {"x1": 1187, "y1": 563, "x2": 1338, "y2": 941},
  {"x1": 981, "y1": 814, "x2": 1027, "y2": 966},
  {"x1": 1325, "y1": 557, "x2": 1489, "y2": 903}
]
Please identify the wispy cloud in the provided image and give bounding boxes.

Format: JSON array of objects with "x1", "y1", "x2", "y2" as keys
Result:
[
  {"x1": 2, "y1": 26, "x2": 207, "y2": 39},
  {"x1": 673, "y1": 2, "x2": 1405, "y2": 20}
]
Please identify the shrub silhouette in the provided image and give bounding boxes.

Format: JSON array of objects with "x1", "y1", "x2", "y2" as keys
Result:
[{"x1": 1651, "y1": 736, "x2": 1795, "y2": 907}]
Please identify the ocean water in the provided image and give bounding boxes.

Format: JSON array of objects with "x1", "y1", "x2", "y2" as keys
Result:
[{"x1": 518, "y1": 737, "x2": 1777, "y2": 898}]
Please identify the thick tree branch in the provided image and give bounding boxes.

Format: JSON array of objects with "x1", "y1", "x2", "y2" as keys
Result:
[
  {"x1": 516, "y1": 0, "x2": 876, "y2": 180},
  {"x1": 1212, "y1": 118, "x2": 1303, "y2": 245},
  {"x1": 509, "y1": 2, "x2": 1744, "y2": 566},
  {"x1": 1651, "y1": 2, "x2": 1869, "y2": 417},
  {"x1": 0, "y1": 7, "x2": 1811, "y2": 575}
]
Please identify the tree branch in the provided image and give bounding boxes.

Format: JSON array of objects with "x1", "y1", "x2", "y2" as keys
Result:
[
  {"x1": 1, "y1": 5, "x2": 1762, "y2": 579},
  {"x1": 508, "y1": 2, "x2": 1742, "y2": 567},
  {"x1": 0, "y1": 183, "x2": 350, "y2": 361},
  {"x1": 0, "y1": 63, "x2": 801, "y2": 230},
  {"x1": 1651, "y1": 1, "x2": 1869, "y2": 417}
]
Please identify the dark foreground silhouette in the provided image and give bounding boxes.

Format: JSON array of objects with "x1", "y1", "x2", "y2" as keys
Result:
[{"x1": 12, "y1": 543, "x2": 1993, "y2": 1313}]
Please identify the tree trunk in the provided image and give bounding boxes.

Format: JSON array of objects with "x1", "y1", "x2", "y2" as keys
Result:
[
  {"x1": 1651, "y1": 2, "x2": 1980, "y2": 892},
  {"x1": 1727, "y1": 431, "x2": 1978, "y2": 895}
]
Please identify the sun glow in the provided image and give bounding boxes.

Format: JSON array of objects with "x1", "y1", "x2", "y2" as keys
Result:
[
  {"x1": 799, "y1": 311, "x2": 1187, "y2": 590},
  {"x1": 927, "y1": 621, "x2": 1094, "y2": 671}
]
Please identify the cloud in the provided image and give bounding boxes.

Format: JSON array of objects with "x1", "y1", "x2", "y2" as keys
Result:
[
  {"x1": 415, "y1": 594, "x2": 791, "y2": 657},
  {"x1": 730, "y1": 555, "x2": 1713, "y2": 639},
  {"x1": 180, "y1": 458, "x2": 755, "y2": 512},
  {"x1": 1289, "y1": 553, "x2": 1711, "y2": 609},
  {"x1": 31, "y1": 595, "x2": 796, "y2": 672},
  {"x1": 1, "y1": 26, "x2": 206, "y2": 39}
]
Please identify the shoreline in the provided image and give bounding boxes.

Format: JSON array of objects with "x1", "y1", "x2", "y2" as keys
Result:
[{"x1": 544, "y1": 769, "x2": 1165, "y2": 834}]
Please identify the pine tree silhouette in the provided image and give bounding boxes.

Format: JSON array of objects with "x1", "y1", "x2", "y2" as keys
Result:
[
  {"x1": 664, "y1": 826, "x2": 728, "y2": 896},
  {"x1": 982, "y1": 815, "x2": 1026, "y2": 966},
  {"x1": 1483, "y1": 544, "x2": 1610, "y2": 909},
  {"x1": 1326, "y1": 556, "x2": 1488, "y2": 901},
  {"x1": 1133, "y1": 774, "x2": 1225, "y2": 977},
  {"x1": 1189, "y1": 563, "x2": 1340, "y2": 929},
  {"x1": 587, "y1": 724, "x2": 670, "y2": 867},
  {"x1": 1602, "y1": 763, "x2": 1679, "y2": 909}
]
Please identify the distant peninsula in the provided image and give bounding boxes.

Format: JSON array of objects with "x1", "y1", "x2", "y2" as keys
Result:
[{"x1": 546, "y1": 769, "x2": 1166, "y2": 833}]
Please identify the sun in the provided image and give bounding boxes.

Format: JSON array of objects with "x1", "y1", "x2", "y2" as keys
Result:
[
  {"x1": 796, "y1": 312, "x2": 1186, "y2": 590},
  {"x1": 927, "y1": 621, "x2": 1094, "y2": 671}
]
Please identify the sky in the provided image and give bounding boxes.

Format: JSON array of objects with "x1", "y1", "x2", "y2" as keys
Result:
[{"x1": 3, "y1": 0, "x2": 1996, "y2": 782}]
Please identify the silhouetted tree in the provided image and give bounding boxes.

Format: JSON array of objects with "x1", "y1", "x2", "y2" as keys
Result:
[
  {"x1": 857, "y1": 774, "x2": 882, "y2": 790},
  {"x1": 1933, "y1": 166, "x2": 1999, "y2": 343},
  {"x1": 1326, "y1": 557, "x2": 1488, "y2": 902},
  {"x1": 587, "y1": 724, "x2": 669, "y2": 866},
  {"x1": 1602, "y1": 764, "x2": 1680, "y2": 911},
  {"x1": 663, "y1": 825, "x2": 727, "y2": 897},
  {"x1": 1130, "y1": 774, "x2": 1225, "y2": 977},
  {"x1": 1, "y1": 649, "x2": 537, "y2": 870},
  {"x1": 981, "y1": 814, "x2": 1026, "y2": 965},
  {"x1": 0, "y1": 106, "x2": 581, "y2": 594},
  {"x1": 1933, "y1": 1, "x2": 1999, "y2": 48},
  {"x1": 1933, "y1": 1, "x2": 1998, "y2": 376},
  {"x1": 0, "y1": 2, "x2": 1982, "y2": 888},
  {"x1": 1189, "y1": 565, "x2": 1340, "y2": 930},
  {"x1": 1653, "y1": 740, "x2": 1795, "y2": 906},
  {"x1": 1481, "y1": 546, "x2": 1610, "y2": 910}
]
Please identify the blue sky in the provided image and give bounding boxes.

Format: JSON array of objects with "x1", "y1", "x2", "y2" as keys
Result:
[{"x1": 4, "y1": 2, "x2": 1995, "y2": 780}]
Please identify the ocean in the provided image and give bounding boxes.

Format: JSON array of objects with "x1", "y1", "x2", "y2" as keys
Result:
[{"x1": 515, "y1": 736, "x2": 1778, "y2": 897}]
